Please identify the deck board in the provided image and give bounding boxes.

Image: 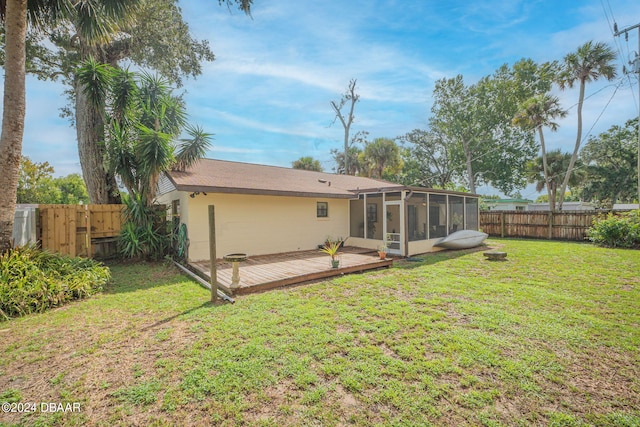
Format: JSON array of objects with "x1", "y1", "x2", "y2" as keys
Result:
[{"x1": 190, "y1": 246, "x2": 392, "y2": 295}]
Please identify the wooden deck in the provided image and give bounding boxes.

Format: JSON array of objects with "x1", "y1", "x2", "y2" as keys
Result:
[{"x1": 189, "y1": 246, "x2": 393, "y2": 295}]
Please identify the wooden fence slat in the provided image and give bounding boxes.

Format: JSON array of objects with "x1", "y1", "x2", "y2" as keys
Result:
[
  {"x1": 68, "y1": 206, "x2": 77, "y2": 257},
  {"x1": 86, "y1": 205, "x2": 93, "y2": 258},
  {"x1": 46, "y1": 206, "x2": 53, "y2": 250}
]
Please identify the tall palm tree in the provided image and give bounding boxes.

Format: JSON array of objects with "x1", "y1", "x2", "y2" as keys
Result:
[
  {"x1": 0, "y1": 0, "x2": 27, "y2": 252},
  {"x1": 513, "y1": 94, "x2": 567, "y2": 211},
  {"x1": 0, "y1": 0, "x2": 137, "y2": 252},
  {"x1": 556, "y1": 40, "x2": 617, "y2": 210}
]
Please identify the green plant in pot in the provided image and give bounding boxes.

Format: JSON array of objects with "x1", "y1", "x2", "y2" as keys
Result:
[
  {"x1": 377, "y1": 243, "x2": 388, "y2": 259},
  {"x1": 320, "y1": 241, "x2": 341, "y2": 268}
]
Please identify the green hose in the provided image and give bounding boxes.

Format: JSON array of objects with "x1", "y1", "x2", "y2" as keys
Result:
[{"x1": 173, "y1": 223, "x2": 189, "y2": 261}]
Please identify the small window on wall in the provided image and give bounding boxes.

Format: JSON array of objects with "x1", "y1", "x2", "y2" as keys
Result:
[{"x1": 317, "y1": 202, "x2": 328, "y2": 218}]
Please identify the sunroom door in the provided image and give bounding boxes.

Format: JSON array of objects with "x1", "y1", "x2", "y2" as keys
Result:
[{"x1": 383, "y1": 201, "x2": 402, "y2": 255}]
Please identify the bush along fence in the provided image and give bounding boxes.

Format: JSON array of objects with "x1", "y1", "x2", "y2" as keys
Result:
[
  {"x1": 480, "y1": 210, "x2": 604, "y2": 241},
  {"x1": 37, "y1": 204, "x2": 124, "y2": 258}
]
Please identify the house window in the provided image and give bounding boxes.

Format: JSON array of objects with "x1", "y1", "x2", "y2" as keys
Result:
[
  {"x1": 516, "y1": 205, "x2": 525, "y2": 211},
  {"x1": 317, "y1": 202, "x2": 328, "y2": 218}
]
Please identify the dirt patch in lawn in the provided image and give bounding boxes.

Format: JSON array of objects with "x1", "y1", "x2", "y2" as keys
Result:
[{"x1": 0, "y1": 312, "x2": 201, "y2": 426}]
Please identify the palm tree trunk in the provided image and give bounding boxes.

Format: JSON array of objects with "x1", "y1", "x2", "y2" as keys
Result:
[
  {"x1": 0, "y1": 0, "x2": 27, "y2": 252},
  {"x1": 74, "y1": 81, "x2": 121, "y2": 204},
  {"x1": 558, "y1": 81, "x2": 585, "y2": 210},
  {"x1": 537, "y1": 127, "x2": 555, "y2": 211}
]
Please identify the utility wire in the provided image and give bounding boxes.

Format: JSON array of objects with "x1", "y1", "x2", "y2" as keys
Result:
[{"x1": 601, "y1": 0, "x2": 639, "y2": 115}]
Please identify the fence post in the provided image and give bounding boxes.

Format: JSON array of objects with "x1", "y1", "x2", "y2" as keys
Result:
[
  {"x1": 208, "y1": 205, "x2": 218, "y2": 304},
  {"x1": 500, "y1": 212, "x2": 505, "y2": 238}
]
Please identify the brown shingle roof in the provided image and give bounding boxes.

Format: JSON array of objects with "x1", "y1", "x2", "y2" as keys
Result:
[{"x1": 166, "y1": 158, "x2": 404, "y2": 198}]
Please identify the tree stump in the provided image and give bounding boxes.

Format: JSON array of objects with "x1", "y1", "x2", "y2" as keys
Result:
[{"x1": 484, "y1": 251, "x2": 507, "y2": 261}]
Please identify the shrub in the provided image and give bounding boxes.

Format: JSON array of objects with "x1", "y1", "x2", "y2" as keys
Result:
[
  {"x1": 0, "y1": 246, "x2": 110, "y2": 321},
  {"x1": 587, "y1": 210, "x2": 640, "y2": 249},
  {"x1": 119, "y1": 194, "x2": 170, "y2": 260}
]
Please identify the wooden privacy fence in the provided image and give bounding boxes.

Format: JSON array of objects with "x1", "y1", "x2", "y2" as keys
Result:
[
  {"x1": 39, "y1": 204, "x2": 124, "y2": 258},
  {"x1": 480, "y1": 211, "x2": 600, "y2": 241}
]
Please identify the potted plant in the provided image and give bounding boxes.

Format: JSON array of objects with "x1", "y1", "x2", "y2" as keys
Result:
[
  {"x1": 320, "y1": 241, "x2": 341, "y2": 268},
  {"x1": 377, "y1": 243, "x2": 388, "y2": 259}
]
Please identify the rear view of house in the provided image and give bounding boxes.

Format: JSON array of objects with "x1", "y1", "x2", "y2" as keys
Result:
[{"x1": 156, "y1": 159, "x2": 480, "y2": 261}]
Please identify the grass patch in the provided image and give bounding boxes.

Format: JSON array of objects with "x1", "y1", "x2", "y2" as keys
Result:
[
  {"x1": 112, "y1": 380, "x2": 161, "y2": 406},
  {"x1": 0, "y1": 240, "x2": 638, "y2": 426}
]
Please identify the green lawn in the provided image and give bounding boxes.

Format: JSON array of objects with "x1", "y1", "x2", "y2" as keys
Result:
[{"x1": 1, "y1": 239, "x2": 639, "y2": 427}]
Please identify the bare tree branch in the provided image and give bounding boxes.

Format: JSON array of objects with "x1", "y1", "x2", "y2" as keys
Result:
[{"x1": 330, "y1": 78, "x2": 360, "y2": 174}]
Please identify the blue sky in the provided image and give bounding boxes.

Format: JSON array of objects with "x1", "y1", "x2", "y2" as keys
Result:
[{"x1": 8, "y1": 0, "x2": 640, "y2": 198}]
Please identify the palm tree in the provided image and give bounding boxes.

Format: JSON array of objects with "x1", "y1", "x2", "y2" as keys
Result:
[
  {"x1": 556, "y1": 40, "x2": 617, "y2": 210},
  {"x1": 527, "y1": 150, "x2": 583, "y2": 208},
  {"x1": 292, "y1": 156, "x2": 323, "y2": 172},
  {"x1": 363, "y1": 138, "x2": 403, "y2": 179},
  {"x1": 513, "y1": 94, "x2": 567, "y2": 211},
  {"x1": 0, "y1": 0, "x2": 27, "y2": 252},
  {"x1": 331, "y1": 146, "x2": 363, "y2": 175},
  {"x1": 0, "y1": 0, "x2": 138, "y2": 252},
  {"x1": 77, "y1": 60, "x2": 211, "y2": 207},
  {"x1": 72, "y1": 0, "x2": 251, "y2": 204}
]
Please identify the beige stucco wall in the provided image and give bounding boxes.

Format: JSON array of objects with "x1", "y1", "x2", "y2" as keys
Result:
[
  {"x1": 346, "y1": 237, "x2": 382, "y2": 252},
  {"x1": 173, "y1": 193, "x2": 349, "y2": 261},
  {"x1": 408, "y1": 239, "x2": 445, "y2": 256}
]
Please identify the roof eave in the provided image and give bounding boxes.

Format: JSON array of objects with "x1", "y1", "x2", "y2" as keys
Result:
[{"x1": 174, "y1": 185, "x2": 355, "y2": 199}]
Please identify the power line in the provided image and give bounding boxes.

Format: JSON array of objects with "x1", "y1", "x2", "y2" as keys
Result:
[{"x1": 613, "y1": 16, "x2": 640, "y2": 205}]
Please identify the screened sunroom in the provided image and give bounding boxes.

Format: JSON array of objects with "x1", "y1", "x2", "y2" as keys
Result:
[{"x1": 348, "y1": 188, "x2": 480, "y2": 257}]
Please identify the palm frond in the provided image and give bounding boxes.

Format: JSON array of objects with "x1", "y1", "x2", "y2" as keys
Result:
[
  {"x1": 106, "y1": 120, "x2": 137, "y2": 193},
  {"x1": 75, "y1": 57, "x2": 113, "y2": 111},
  {"x1": 135, "y1": 124, "x2": 175, "y2": 180},
  {"x1": 109, "y1": 67, "x2": 137, "y2": 124},
  {"x1": 174, "y1": 124, "x2": 213, "y2": 171},
  {"x1": 73, "y1": 0, "x2": 140, "y2": 47}
]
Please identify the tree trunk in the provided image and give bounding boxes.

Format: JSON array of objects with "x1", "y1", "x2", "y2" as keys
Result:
[
  {"x1": 558, "y1": 80, "x2": 585, "y2": 211},
  {"x1": 464, "y1": 140, "x2": 476, "y2": 194},
  {"x1": 537, "y1": 127, "x2": 555, "y2": 211},
  {"x1": 0, "y1": 0, "x2": 27, "y2": 252},
  {"x1": 74, "y1": 80, "x2": 121, "y2": 204}
]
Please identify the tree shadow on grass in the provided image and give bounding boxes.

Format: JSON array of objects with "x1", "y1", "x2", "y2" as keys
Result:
[
  {"x1": 139, "y1": 300, "x2": 224, "y2": 331},
  {"x1": 394, "y1": 245, "x2": 494, "y2": 270},
  {"x1": 102, "y1": 260, "x2": 197, "y2": 294}
]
